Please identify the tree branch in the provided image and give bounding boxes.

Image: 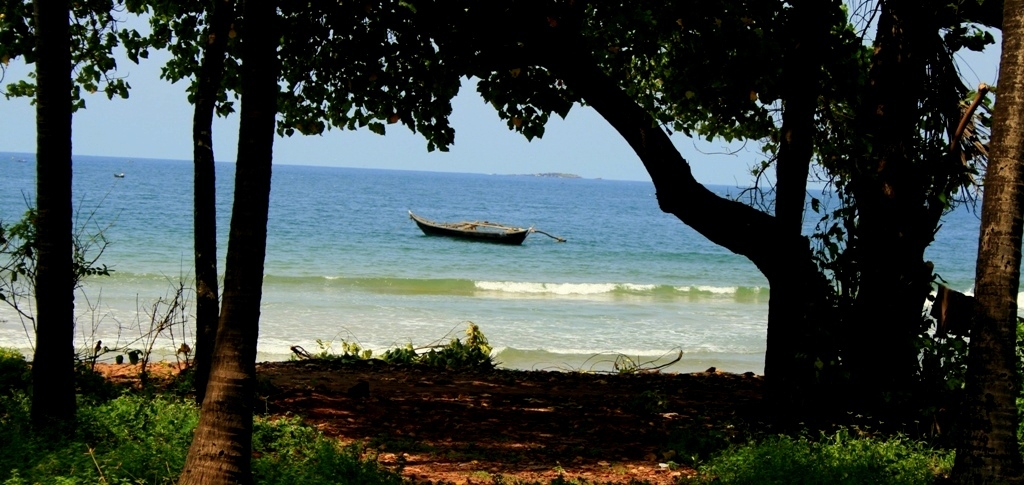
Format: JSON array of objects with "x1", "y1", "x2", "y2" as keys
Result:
[{"x1": 538, "y1": 34, "x2": 791, "y2": 275}]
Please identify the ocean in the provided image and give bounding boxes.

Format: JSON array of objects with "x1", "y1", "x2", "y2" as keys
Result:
[{"x1": 0, "y1": 152, "x2": 992, "y2": 374}]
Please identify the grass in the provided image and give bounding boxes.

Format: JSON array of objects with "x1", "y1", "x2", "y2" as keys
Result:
[
  {"x1": 690, "y1": 428, "x2": 954, "y2": 484},
  {"x1": 0, "y1": 393, "x2": 404, "y2": 485},
  {"x1": 251, "y1": 416, "x2": 404, "y2": 485}
]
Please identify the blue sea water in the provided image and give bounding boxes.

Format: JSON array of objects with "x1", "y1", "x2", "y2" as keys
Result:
[{"x1": 0, "y1": 152, "x2": 991, "y2": 373}]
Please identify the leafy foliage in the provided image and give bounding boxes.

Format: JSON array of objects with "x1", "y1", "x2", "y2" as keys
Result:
[
  {"x1": 695, "y1": 429, "x2": 953, "y2": 484},
  {"x1": 122, "y1": 0, "x2": 241, "y2": 117},
  {"x1": 306, "y1": 338, "x2": 375, "y2": 363},
  {"x1": 276, "y1": 0, "x2": 462, "y2": 151},
  {"x1": 77, "y1": 395, "x2": 198, "y2": 481},
  {"x1": 0, "y1": 394, "x2": 405, "y2": 485},
  {"x1": 252, "y1": 416, "x2": 405, "y2": 485},
  {"x1": 0, "y1": 212, "x2": 35, "y2": 308},
  {"x1": 666, "y1": 425, "x2": 734, "y2": 469},
  {"x1": 582, "y1": 1, "x2": 790, "y2": 142},
  {"x1": 123, "y1": 0, "x2": 467, "y2": 151},
  {"x1": 298, "y1": 322, "x2": 495, "y2": 371},
  {"x1": 0, "y1": 394, "x2": 194, "y2": 484},
  {"x1": 1, "y1": 0, "x2": 142, "y2": 110},
  {"x1": 0, "y1": 347, "x2": 28, "y2": 395},
  {"x1": 394, "y1": 321, "x2": 494, "y2": 370}
]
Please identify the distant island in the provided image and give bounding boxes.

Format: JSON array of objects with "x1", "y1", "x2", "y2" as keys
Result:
[{"x1": 507, "y1": 172, "x2": 582, "y2": 179}]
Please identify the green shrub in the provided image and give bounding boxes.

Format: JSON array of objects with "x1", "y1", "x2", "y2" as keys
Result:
[
  {"x1": 0, "y1": 395, "x2": 194, "y2": 484},
  {"x1": 0, "y1": 348, "x2": 29, "y2": 395},
  {"x1": 418, "y1": 322, "x2": 494, "y2": 370},
  {"x1": 305, "y1": 338, "x2": 374, "y2": 363},
  {"x1": 308, "y1": 322, "x2": 496, "y2": 371},
  {"x1": 0, "y1": 394, "x2": 404, "y2": 485},
  {"x1": 419, "y1": 335, "x2": 494, "y2": 370},
  {"x1": 694, "y1": 429, "x2": 953, "y2": 484},
  {"x1": 5, "y1": 395, "x2": 197, "y2": 485},
  {"x1": 666, "y1": 426, "x2": 733, "y2": 467},
  {"x1": 78, "y1": 395, "x2": 198, "y2": 482},
  {"x1": 380, "y1": 344, "x2": 418, "y2": 365},
  {"x1": 0, "y1": 392, "x2": 33, "y2": 477},
  {"x1": 252, "y1": 415, "x2": 404, "y2": 485}
]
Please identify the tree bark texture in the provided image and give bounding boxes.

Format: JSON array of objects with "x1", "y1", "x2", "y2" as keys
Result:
[
  {"x1": 30, "y1": 0, "x2": 76, "y2": 437},
  {"x1": 178, "y1": 0, "x2": 277, "y2": 483},
  {"x1": 192, "y1": 0, "x2": 235, "y2": 407},
  {"x1": 953, "y1": 0, "x2": 1024, "y2": 480}
]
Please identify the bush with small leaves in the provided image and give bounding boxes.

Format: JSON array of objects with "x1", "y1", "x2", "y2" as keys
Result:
[
  {"x1": 0, "y1": 347, "x2": 29, "y2": 395},
  {"x1": 695, "y1": 429, "x2": 953, "y2": 484}
]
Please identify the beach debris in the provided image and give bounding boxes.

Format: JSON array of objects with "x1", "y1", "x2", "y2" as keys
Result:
[{"x1": 290, "y1": 345, "x2": 312, "y2": 359}]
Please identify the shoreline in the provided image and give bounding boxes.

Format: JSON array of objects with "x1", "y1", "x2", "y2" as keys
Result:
[
  {"x1": 84, "y1": 351, "x2": 764, "y2": 380},
  {"x1": 6, "y1": 344, "x2": 765, "y2": 376}
]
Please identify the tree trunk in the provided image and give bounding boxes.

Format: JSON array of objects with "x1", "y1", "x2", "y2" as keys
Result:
[
  {"x1": 542, "y1": 35, "x2": 829, "y2": 410},
  {"x1": 953, "y1": 0, "x2": 1024, "y2": 480},
  {"x1": 178, "y1": 0, "x2": 277, "y2": 482},
  {"x1": 762, "y1": 0, "x2": 840, "y2": 418},
  {"x1": 192, "y1": 0, "x2": 235, "y2": 407},
  {"x1": 844, "y1": 0, "x2": 948, "y2": 411},
  {"x1": 774, "y1": 0, "x2": 829, "y2": 237},
  {"x1": 30, "y1": 0, "x2": 76, "y2": 437}
]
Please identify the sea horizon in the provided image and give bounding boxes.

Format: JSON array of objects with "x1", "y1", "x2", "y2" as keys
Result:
[{"x1": 1, "y1": 150, "x2": 642, "y2": 184}]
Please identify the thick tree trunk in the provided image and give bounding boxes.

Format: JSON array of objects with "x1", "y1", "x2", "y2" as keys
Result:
[
  {"x1": 543, "y1": 36, "x2": 828, "y2": 408},
  {"x1": 192, "y1": 0, "x2": 234, "y2": 407},
  {"x1": 762, "y1": 0, "x2": 840, "y2": 418},
  {"x1": 844, "y1": 0, "x2": 946, "y2": 410},
  {"x1": 30, "y1": 0, "x2": 76, "y2": 437},
  {"x1": 178, "y1": 0, "x2": 277, "y2": 483},
  {"x1": 953, "y1": 0, "x2": 1024, "y2": 480}
]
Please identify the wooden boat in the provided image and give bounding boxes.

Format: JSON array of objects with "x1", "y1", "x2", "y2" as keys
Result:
[
  {"x1": 408, "y1": 211, "x2": 566, "y2": 245},
  {"x1": 409, "y1": 211, "x2": 530, "y2": 244}
]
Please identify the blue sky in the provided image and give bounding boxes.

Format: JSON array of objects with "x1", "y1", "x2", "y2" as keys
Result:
[{"x1": 0, "y1": 23, "x2": 1002, "y2": 184}]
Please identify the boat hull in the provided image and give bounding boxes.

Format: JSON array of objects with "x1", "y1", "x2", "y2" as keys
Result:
[{"x1": 409, "y1": 212, "x2": 530, "y2": 245}]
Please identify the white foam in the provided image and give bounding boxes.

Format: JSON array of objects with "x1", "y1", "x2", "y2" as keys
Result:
[
  {"x1": 696, "y1": 285, "x2": 738, "y2": 294},
  {"x1": 475, "y1": 281, "x2": 618, "y2": 295},
  {"x1": 675, "y1": 285, "x2": 738, "y2": 294},
  {"x1": 621, "y1": 283, "x2": 657, "y2": 291},
  {"x1": 472, "y1": 281, "x2": 758, "y2": 297}
]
